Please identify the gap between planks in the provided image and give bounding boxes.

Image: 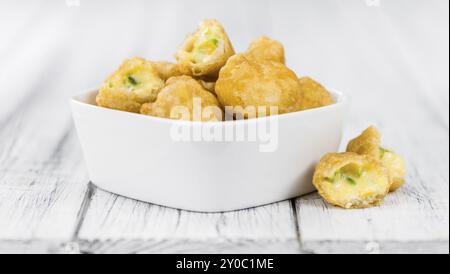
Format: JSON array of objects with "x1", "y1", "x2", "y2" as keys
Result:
[{"x1": 71, "y1": 186, "x2": 305, "y2": 254}]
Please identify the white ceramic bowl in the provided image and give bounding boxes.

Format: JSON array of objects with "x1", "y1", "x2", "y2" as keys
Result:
[{"x1": 71, "y1": 90, "x2": 348, "y2": 212}]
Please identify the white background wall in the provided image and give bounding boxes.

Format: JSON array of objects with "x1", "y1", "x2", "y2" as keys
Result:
[{"x1": 0, "y1": 0, "x2": 448, "y2": 133}]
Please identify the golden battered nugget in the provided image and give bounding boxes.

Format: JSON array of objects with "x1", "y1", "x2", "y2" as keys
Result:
[
  {"x1": 96, "y1": 57, "x2": 164, "y2": 113},
  {"x1": 245, "y1": 36, "x2": 285, "y2": 64},
  {"x1": 140, "y1": 76, "x2": 222, "y2": 121},
  {"x1": 313, "y1": 152, "x2": 391, "y2": 209},
  {"x1": 151, "y1": 61, "x2": 183, "y2": 81},
  {"x1": 346, "y1": 126, "x2": 406, "y2": 192},
  {"x1": 346, "y1": 126, "x2": 381, "y2": 156},
  {"x1": 298, "y1": 77, "x2": 335, "y2": 110},
  {"x1": 175, "y1": 19, "x2": 235, "y2": 77},
  {"x1": 215, "y1": 54, "x2": 302, "y2": 118}
]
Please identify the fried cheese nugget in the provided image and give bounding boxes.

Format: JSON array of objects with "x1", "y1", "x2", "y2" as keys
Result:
[
  {"x1": 151, "y1": 61, "x2": 183, "y2": 81},
  {"x1": 346, "y1": 126, "x2": 406, "y2": 192},
  {"x1": 175, "y1": 19, "x2": 235, "y2": 77},
  {"x1": 245, "y1": 36, "x2": 285, "y2": 64},
  {"x1": 313, "y1": 152, "x2": 391, "y2": 209},
  {"x1": 298, "y1": 77, "x2": 335, "y2": 110},
  {"x1": 140, "y1": 76, "x2": 222, "y2": 121},
  {"x1": 215, "y1": 54, "x2": 302, "y2": 118},
  {"x1": 96, "y1": 57, "x2": 164, "y2": 113},
  {"x1": 347, "y1": 126, "x2": 381, "y2": 156}
]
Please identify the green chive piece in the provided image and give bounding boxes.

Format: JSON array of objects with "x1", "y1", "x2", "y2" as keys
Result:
[
  {"x1": 379, "y1": 147, "x2": 392, "y2": 159},
  {"x1": 340, "y1": 163, "x2": 362, "y2": 178},
  {"x1": 345, "y1": 176, "x2": 357, "y2": 185}
]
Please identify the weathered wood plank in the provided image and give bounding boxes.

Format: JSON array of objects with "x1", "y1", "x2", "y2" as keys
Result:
[
  {"x1": 80, "y1": 239, "x2": 301, "y2": 254},
  {"x1": 0, "y1": 85, "x2": 90, "y2": 244}
]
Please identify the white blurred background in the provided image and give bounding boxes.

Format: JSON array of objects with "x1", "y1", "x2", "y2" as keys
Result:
[{"x1": 0, "y1": 0, "x2": 448, "y2": 136}]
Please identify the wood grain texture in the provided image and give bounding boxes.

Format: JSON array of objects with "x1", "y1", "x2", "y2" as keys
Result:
[
  {"x1": 79, "y1": 239, "x2": 301, "y2": 254},
  {"x1": 0, "y1": 60, "x2": 90, "y2": 248},
  {"x1": 77, "y1": 188, "x2": 300, "y2": 253},
  {"x1": 0, "y1": 0, "x2": 448, "y2": 253}
]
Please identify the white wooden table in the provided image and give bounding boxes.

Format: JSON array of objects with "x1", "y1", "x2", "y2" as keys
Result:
[{"x1": 0, "y1": 0, "x2": 448, "y2": 254}]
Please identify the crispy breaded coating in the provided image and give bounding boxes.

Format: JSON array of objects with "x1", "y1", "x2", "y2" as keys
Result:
[
  {"x1": 175, "y1": 19, "x2": 235, "y2": 77},
  {"x1": 346, "y1": 126, "x2": 406, "y2": 192},
  {"x1": 96, "y1": 57, "x2": 164, "y2": 113},
  {"x1": 215, "y1": 54, "x2": 302, "y2": 118},
  {"x1": 313, "y1": 152, "x2": 391, "y2": 209},
  {"x1": 151, "y1": 61, "x2": 183, "y2": 81},
  {"x1": 347, "y1": 126, "x2": 381, "y2": 157},
  {"x1": 298, "y1": 77, "x2": 335, "y2": 111},
  {"x1": 245, "y1": 36, "x2": 285, "y2": 64},
  {"x1": 198, "y1": 80, "x2": 216, "y2": 95},
  {"x1": 140, "y1": 76, "x2": 222, "y2": 121}
]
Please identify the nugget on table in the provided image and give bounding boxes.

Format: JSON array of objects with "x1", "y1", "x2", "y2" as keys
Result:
[{"x1": 313, "y1": 152, "x2": 391, "y2": 209}]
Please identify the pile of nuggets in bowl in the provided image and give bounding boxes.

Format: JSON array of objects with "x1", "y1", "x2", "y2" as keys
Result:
[
  {"x1": 96, "y1": 19, "x2": 406, "y2": 209},
  {"x1": 96, "y1": 19, "x2": 334, "y2": 121}
]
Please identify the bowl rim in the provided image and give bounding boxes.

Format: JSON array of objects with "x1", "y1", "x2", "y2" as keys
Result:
[{"x1": 70, "y1": 88, "x2": 348, "y2": 126}]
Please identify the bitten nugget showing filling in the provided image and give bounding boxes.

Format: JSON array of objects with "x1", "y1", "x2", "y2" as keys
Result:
[
  {"x1": 298, "y1": 77, "x2": 335, "y2": 111},
  {"x1": 140, "y1": 76, "x2": 222, "y2": 122},
  {"x1": 95, "y1": 19, "x2": 339, "y2": 119},
  {"x1": 346, "y1": 126, "x2": 406, "y2": 192},
  {"x1": 215, "y1": 54, "x2": 302, "y2": 118},
  {"x1": 96, "y1": 57, "x2": 164, "y2": 113},
  {"x1": 175, "y1": 19, "x2": 235, "y2": 77},
  {"x1": 313, "y1": 153, "x2": 391, "y2": 209},
  {"x1": 245, "y1": 36, "x2": 285, "y2": 64}
]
